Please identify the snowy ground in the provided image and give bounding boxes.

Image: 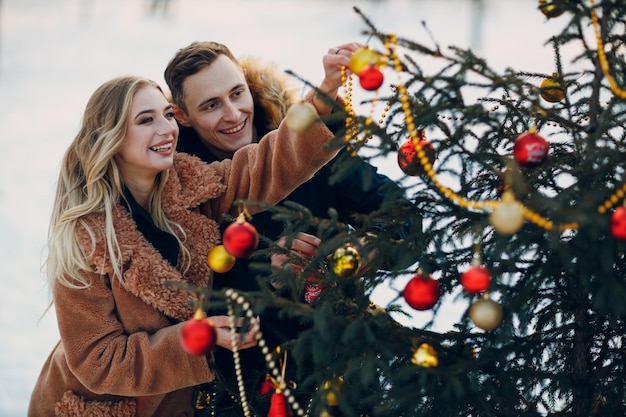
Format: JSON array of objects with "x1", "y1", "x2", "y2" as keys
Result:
[{"x1": 0, "y1": 0, "x2": 571, "y2": 414}]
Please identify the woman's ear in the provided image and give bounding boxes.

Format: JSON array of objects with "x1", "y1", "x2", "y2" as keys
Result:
[{"x1": 173, "y1": 104, "x2": 191, "y2": 127}]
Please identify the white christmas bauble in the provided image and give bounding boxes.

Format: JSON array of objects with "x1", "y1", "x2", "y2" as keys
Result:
[
  {"x1": 285, "y1": 101, "x2": 318, "y2": 133},
  {"x1": 489, "y1": 191, "x2": 524, "y2": 235},
  {"x1": 469, "y1": 297, "x2": 503, "y2": 331}
]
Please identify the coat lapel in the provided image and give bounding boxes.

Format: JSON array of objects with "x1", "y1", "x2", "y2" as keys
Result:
[{"x1": 81, "y1": 153, "x2": 226, "y2": 322}]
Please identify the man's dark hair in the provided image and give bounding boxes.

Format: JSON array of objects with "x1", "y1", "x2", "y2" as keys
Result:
[{"x1": 164, "y1": 41, "x2": 238, "y2": 112}]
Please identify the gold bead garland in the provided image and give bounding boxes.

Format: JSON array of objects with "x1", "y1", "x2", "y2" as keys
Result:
[
  {"x1": 342, "y1": 40, "x2": 392, "y2": 154},
  {"x1": 590, "y1": 0, "x2": 626, "y2": 100},
  {"x1": 342, "y1": 23, "x2": 626, "y2": 232},
  {"x1": 589, "y1": 0, "x2": 626, "y2": 213},
  {"x1": 342, "y1": 66, "x2": 357, "y2": 151},
  {"x1": 378, "y1": 34, "x2": 580, "y2": 232},
  {"x1": 343, "y1": 32, "x2": 626, "y2": 231},
  {"x1": 597, "y1": 183, "x2": 626, "y2": 214}
]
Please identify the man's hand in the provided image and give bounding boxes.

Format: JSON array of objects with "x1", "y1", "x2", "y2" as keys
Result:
[
  {"x1": 270, "y1": 232, "x2": 321, "y2": 288},
  {"x1": 313, "y1": 42, "x2": 365, "y2": 116}
]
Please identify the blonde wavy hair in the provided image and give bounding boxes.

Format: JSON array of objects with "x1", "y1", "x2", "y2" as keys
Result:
[{"x1": 47, "y1": 75, "x2": 189, "y2": 290}]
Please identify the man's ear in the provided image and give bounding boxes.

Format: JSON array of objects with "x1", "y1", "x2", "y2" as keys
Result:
[{"x1": 173, "y1": 104, "x2": 192, "y2": 127}]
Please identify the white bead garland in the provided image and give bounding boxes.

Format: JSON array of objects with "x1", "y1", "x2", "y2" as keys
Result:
[{"x1": 224, "y1": 289, "x2": 310, "y2": 416}]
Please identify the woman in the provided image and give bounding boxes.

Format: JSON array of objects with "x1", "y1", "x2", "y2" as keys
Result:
[{"x1": 27, "y1": 73, "x2": 341, "y2": 416}]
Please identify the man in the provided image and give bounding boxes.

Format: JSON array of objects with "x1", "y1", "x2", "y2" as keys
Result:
[{"x1": 164, "y1": 41, "x2": 421, "y2": 416}]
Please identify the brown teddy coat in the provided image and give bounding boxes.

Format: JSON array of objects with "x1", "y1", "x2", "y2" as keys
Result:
[{"x1": 28, "y1": 98, "x2": 338, "y2": 417}]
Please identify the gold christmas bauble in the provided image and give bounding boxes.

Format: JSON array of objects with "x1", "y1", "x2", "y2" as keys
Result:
[
  {"x1": 322, "y1": 377, "x2": 345, "y2": 407},
  {"x1": 207, "y1": 244, "x2": 236, "y2": 273},
  {"x1": 349, "y1": 47, "x2": 381, "y2": 76},
  {"x1": 331, "y1": 244, "x2": 361, "y2": 278},
  {"x1": 411, "y1": 343, "x2": 439, "y2": 367},
  {"x1": 538, "y1": 0, "x2": 564, "y2": 18},
  {"x1": 540, "y1": 74, "x2": 565, "y2": 103},
  {"x1": 469, "y1": 296, "x2": 503, "y2": 331},
  {"x1": 489, "y1": 191, "x2": 524, "y2": 235},
  {"x1": 285, "y1": 101, "x2": 318, "y2": 133}
]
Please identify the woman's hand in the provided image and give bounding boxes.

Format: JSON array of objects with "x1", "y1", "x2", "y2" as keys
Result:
[{"x1": 209, "y1": 315, "x2": 259, "y2": 351}]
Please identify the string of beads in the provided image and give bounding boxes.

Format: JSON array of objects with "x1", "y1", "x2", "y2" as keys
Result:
[
  {"x1": 342, "y1": 34, "x2": 579, "y2": 232},
  {"x1": 589, "y1": 0, "x2": 626, "y2": 213},
  {"x1": 342, "y1": 39, "x2": 391, "y2": 153},
  {"x1": 224, "y1": 288, "x2": 308, "y2": 417}
]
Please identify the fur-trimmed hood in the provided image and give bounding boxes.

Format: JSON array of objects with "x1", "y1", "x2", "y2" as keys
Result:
[
  {"x1": 76, "y1": 153, "x2": 225, "y2": 322},
  {"x1": 239, "y1": 55, "x2": 298, "y2": 135}
]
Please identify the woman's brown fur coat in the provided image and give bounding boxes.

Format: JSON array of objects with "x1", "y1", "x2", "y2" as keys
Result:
[{"x1": 28, "y1": 87, "x2": 338, "y2": 417}]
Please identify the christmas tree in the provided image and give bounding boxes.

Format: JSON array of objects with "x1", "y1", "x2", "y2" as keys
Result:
[{"x1": 187, "y1": 1, "x2": 626, "y2": 416}]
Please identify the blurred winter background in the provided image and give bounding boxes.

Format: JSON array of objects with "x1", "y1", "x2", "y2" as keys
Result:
[{"x1": 0, "y1": 0, "x2": 572, "y2": 415}]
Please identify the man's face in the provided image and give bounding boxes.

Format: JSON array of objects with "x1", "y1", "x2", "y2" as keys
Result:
[{"x1": 175, "y1": 55, "x2": 255, "y2": 158}]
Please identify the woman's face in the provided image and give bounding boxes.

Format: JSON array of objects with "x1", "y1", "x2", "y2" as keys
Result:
[{"x1": 116, "y1": 86, "x2": 179, "y2": 183}]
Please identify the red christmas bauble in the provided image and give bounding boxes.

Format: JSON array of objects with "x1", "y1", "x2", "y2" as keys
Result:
[
  {"x1": 223, "y1": 215, "x2": 259, "y2": 258},
  {"x1": 461, "y1": 265, "x2": 491, "y2": 293},
  {"x1": 359, "y1": 65, "x2": 384, "y2": 91},
  {"x1": 256, "y1": 374, "x2": 276, "y2": 395},
  {"x1": 397, "y1": 134, "x2": 435, "y2": 176},
  {"x1": 513, "y1": 131, "x2": 549, "y2": 167},
  {"x1": 611, "y1": 206, "x2": 626, "y2": 241},
  {"x1": 268, "y1": 391, "x2": 293, "y2": 417},
  {"x1": 403, "y1": 273, "x2": 440, "y2": 311},
  {"x1": 181, "y1": 310, "x2": 217, "y2": 355},
  {"x1": 304, "y1": 279, "x2": 327, "y2": 304}
]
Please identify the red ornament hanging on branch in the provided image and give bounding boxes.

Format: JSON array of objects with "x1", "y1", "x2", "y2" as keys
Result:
[
  {"x1": 303, "y1": 276, "x2": 332, "y2": 304},
  {"x1": 257, "y1": 374, "x2": 276, "y2": 396},
  {"x1": 348, "y1": 46, "x2": 385, "y2": 91},
  {"x1": 397, "y1": 131, "x2": 436, "y2": 176},
  {"x1": 181, "y1": 308, "x2": 217, "y2": 355},
  {"x1": 264, "y1": 350, "x2": 294, "y2": 417},
  {"x1": 268, "y1": 388, "x2": 292, "y2": 417},
  {"x1": 513, "y1": 128, "x2": 549, "y2": 167},
  {"x1": 223, "y1": 212, "x2": 259, "y2": 258},
  {"x1": 610, "y1": 204, "x2": 626, "y2": 241},
  {"x1": 403, "y1": 271, "x2": 440, "y2": 311},
  {"x1": 358, "y1": 65, "x2": 384, "y2": 91},
  {"x1": 461, "y1": 260, "x2": 491, "y2": 294}
]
